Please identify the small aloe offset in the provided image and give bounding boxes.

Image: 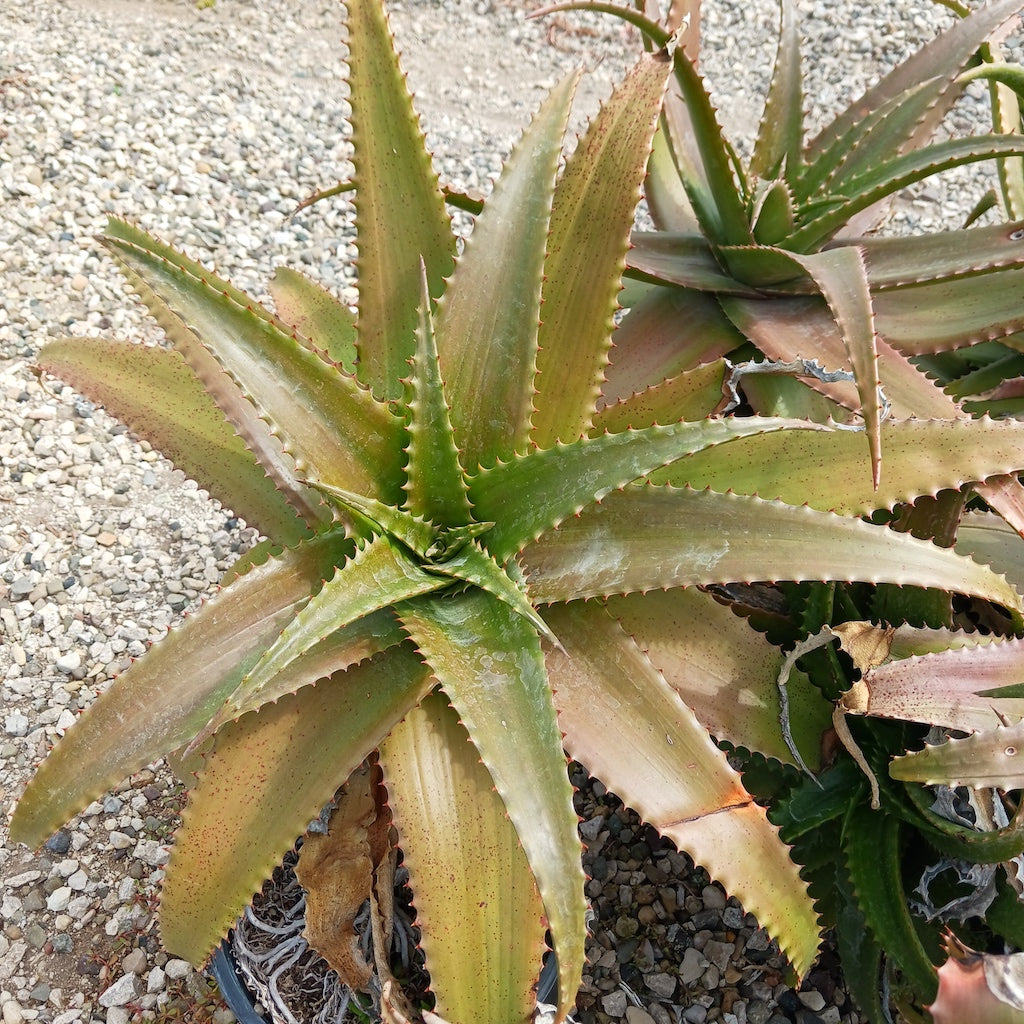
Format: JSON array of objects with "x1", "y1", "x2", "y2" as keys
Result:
[{"x1": 12, "y1": 1, "x2": 1024, "y2": 1022}]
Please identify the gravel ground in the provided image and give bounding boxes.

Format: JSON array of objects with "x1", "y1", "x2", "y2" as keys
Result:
[{"x1": 0, "y1": 1, "x2": 1016, "y2": 1023}]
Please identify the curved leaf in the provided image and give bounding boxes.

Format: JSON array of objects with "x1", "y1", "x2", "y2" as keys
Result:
[
  {"x1": 269, "y1": 266, "x2": 357, "y2": 372},
  {"x1": 8, "y1": 530, "x2": 352, "y2": 849},
  {"x1": 160, "y1": 645, "x2": 433, "y2": 963},
  {"x1": 38, "y1": 338, "x2": 317, "y2": 546},
  {"x1": 380, "y1": 691, "x2": 546, "y2": 1024},
  {"x1": 519, "y1": 485, "x2": 1024, "y2": 613},
  {"x1": 543, "y1": 601, "x2": 821, "y2": 977},
  {"x1": 397, "y1": 591, "x2": 585, "y2": 1024},
  {"x1": 750, "y1": 0, "x2": 801, "y2": 182}
]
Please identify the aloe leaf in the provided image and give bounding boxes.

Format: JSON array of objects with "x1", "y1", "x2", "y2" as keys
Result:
[
  {"x1": 719, "y1": 294, "x2": 966, "y2": 420},
  {"x1": 790, "y1": 135, "x2": 1024, "y2": 251},
  {"x1": 607, "y1": 589, "x2": 831, "y2": 767},
  {"x1": 519, "y1": 485, "x2": 1024, "y2": 614},
  {"x1": 626, "y1": 232, "x2": 762, "y2": 294},
  {"x1": 749, "y1": 0, "x2": 801, "y2": 183},
  {"x1": 312, "y1": 482, "x2": 436, "y2": 557},
  {"x1": 38, "y1": 338, "x2": 318, "y2": 546},
  {"x1": 804, "y1": 0, "x2": 1023, "y2": 172},
  {"x1": 655, "y1": 417, "x2": 1024, "y2": 515},
  {"x1": 199, "y1": 536, "x2": 444, "y2": 738},
  {"x1": 344, "y1": 0, "x2": 455, "y2": 400},
  {"x1": 397, "y1": 591, "x2": 585, "y2": 1023},
  {"x1": 858, "y1": 639, "x2": 1024, "y2": 732},
  {"x1": 543, "y1": 601, "x2": 821, "y2": 976},
  {"x1": 600, "y1": 286, "x2": 746, "y2": 408},
  {"x1": 956, "y1": 511, "x2": 1024, "y2": 591},
  {"x1": 471, "y1": 416, "x2": 827, "y2": 561},
  {"x1": 531, "y1": 51, "x2": 670, "y2": 447},
  {"x1": 435, "y1": 73, "x2": 578, "y2": 469},
  {"x1": 8, "y1": 529, "x2": 352, "y2": 849},
  {"x1": 379, "y1": 690, "x2": 547, "y2": 1024},
  {"x1": 594, "y1": 361, "x2": 727, "y2": 433},
  {"x1": 103, "y1": 231, "x2": 405, "y2": 503},
  {"x1": 873, "y1": 265, "x2": 1024, "y2": 355},
  {"x1": 843, "y1": 807, "x2": 938, "y2": 1002},
  {"x1": 159, "y1": 645, "x2": 434, "y2": 964},
  {"x1": 404, "y1": 267, "x2": 473, "y2": 526},
  {"x1": 269, "y1": 267, "x2": 357, "y2": 373},
  {"x1": 645, "y1": 117, "x2": 701, "y2": 232},
  {"x1": 891, "y1": 722, "x2": 1024, "y2": 789}
]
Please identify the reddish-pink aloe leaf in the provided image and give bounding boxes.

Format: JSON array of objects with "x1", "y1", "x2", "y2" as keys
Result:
[
  {"x1": 269, "y1": 266, "x2": 357, "y2": 373},
  {"x1": 626, "y1": 233, "x2": 761, "y2": 295},
  {"x1": 8, "y1": 529, "x2": 352, "y2": 850},
  {"x1": 434, "y1": 72, "x2": 578, "y2": 470},
  {"x1": 653, "y1": 418, "x2": 1024, "y2": 515},
  {"x1": 719, "y1": 294, "x2": 965, "y2": 420},
  {"x1": 928, "y1": 938, "x2": 1024, "y2": 1024},
  {"x1": 607, "y1": 589, "x2": 831, "y2": 768},
  {"x1": 38, "y1": 338, "x2": 318, "y2": 546},
  {"x1": 397, "y1": 591, "x2": 585, "y2": 1024},
  {"x1": 103, "y1": 231, "x2": 406, "y2": 503},
  {"x1": 600, "y1": 286, "x2": 746, "y2": 408},
  {"x1": 471, "y1": 416, "x2": 827, "y2": 562},
  {"x1": 531, "y1": 50, "x2": 671, "y2": 447},
  {"x1": 803, "y1": 0, "x2": 1024, "y2": 179},
  {"x1": 749, "y1": 0, "x2": 801, "y2": 183},
  {"x1": 344, "y1": 0, "x2": 455, "y2": 401},
  {"x1": 159, "y1": 645, "x2": 434, "y2": 964},
  {"x1": 379, "y1": 690, "x2": 547, "y2": 1024},
  {"x1": 859, "y1": 639, "x2": 1024, "y2": 733},
  {"x1": 198, "y1": 535, "x2": 444, "y2": 738},
  {"x1": 543, "y1": 601, "x2": 821, "y2": 977},
  {"x1": 519, "y1": 485, "x2": 1024, "y2": 613},
  {"x1": 890, "y1": 721, "x2": 1024, "y2": 791}
]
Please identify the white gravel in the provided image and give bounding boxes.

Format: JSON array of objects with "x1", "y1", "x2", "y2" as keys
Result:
[{"x1": 0, "y1": 0, "x2": 1017, "y2": 1022}]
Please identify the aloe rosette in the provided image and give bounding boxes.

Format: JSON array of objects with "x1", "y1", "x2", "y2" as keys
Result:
[{"x1": 12, "y1": 1, "x2": 1024, "y2": 1022}]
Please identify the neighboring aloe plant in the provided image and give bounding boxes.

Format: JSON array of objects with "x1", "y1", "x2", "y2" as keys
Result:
[{"x1": 12, "y1": 1, "x2": 1024, "y2": 1023}]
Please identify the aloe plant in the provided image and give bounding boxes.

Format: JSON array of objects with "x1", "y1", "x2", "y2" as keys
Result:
[{"x1": 12, "y1": 1, "x2": 1024, "y2": 1022}]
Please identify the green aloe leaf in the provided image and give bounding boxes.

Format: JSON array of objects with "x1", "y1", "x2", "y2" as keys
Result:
[
  {"x1": 344, "y1": 0, "x2": 455, "y2": 401},
  {"x1": 38, "y1": 338, "x2": 318, "y2": 546},
  {"x1": 103, "y1": 229, "x2": 405, "y2": 503},
  {"x1": 379, "y1": 690, "x2": 547, "y2": 1024},
  {"x1": 891, "y1": 721, "x2": 1024, "y2": 789},
  {"x1": 435, "y1": 71, "x2": 578, "y2": 469},
  {"x1": 607, "y1": 589, "x2": 831, "y2": 768},
  {"x1": 519, "y1": 485, "x2": 1024, "y2": 614},
  {"x1": 269, "y1": 266, "x2": 357, "y2": 372},
  {"x1": 531, "y1": 51, "x2": 670, "y2": 446},
  {"x1": 397, "y1": 591, "x2": 585, "y2": 1023},
  {"x1": 8, "y1": 529, "x2": 352, "y2": 849},
  {"x1": 198, "y1": 535, "x2": 445, "y2": 738},
  {"x1": 749, "y1": 0, "x2": 801, "y2": 183},
  {"x1": 470, "y1": 416, "x2": 827, "y2": 561},
  {"x1": 843, "y1": 807, "x2": 938, "y2": 1001},
  {"x1": 404, "y1": 267, "x2": 473, "y2": 526},
  {"x1": 543, "y1": 601, "x2": 821, "y2": 976},
  {"x1": 658, "y1": 416, "x2": 1024, "y2": 515},
  {"x1": 595, "y1": 361, "x2": 727, "y2": 434},
  {"x1": 626, "y1": 232, "x2": 762, "y2": 294},
  {"x1": 159, "y1": 645, "x2": 434, "y2": 963}
]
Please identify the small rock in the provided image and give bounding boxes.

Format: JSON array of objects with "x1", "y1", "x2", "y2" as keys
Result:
[
  {"x1": 626, "y1": 1009, "x2": 656, "y2": 1024},
  {"x1": 44, "y1": 831, "x2": 72, "y2": 855},
  {"x1": 146, "y1": 966, "x2": 166, "y2": 994},
  {"x1": 164, "y1": 958, "x2": 191, "y2": 980},
  {"x1": 1, "y1": 1002, "x2": 23, "y2": 1024},
  {"x1": 122, "y1": 947, "x2": 148, "y2": 975},
  {"x1": 700, "y1": 884, "x2": 726, "y2": 911},
  {"x1": 680, "y1": 946, "x2": 707, "y2": 985},
  {"x1": 798, "y1": 990, "x2": 827, "y2": 1012},
  {"x1": 644, "y1": 972, "x2": 676, "y2": 1000},
  {"x1": 46, "y1": 887, "x2": 72, "y2": 913},
  {"x1": 602, "y1": 990, "x2": 628, "y2": 1018},
  {"x1": 99, "y1": 973, "x2": 141, "y2": 1008}
]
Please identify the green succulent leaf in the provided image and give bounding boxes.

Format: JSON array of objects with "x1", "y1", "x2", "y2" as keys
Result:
[
  {"x1": 8, "y1": 529, "x2": 353, "y2": 849},
  {"x1": 531, "y1": 50, "x2": 671, "y2": 446},
  {"x1": 269, "y1": 266, "x2": 357, "y2": 372},
  {"x1": 103, "y1": 227, "x2": 405, "y2": 503},
  {"x1": 38, "y1": 338, "x2": 318, "y2": 546},
  {"x1": 470, "y1": 416, "x2": 828, "y2": 561},
  {"x1": 198, "y1": 535, "x2": 444, "y2": 739},
  {"x1": 543, "y1": 600, "x2": 821, "y2": 976},
  {"x1": 397, "y1": 591, "x2": 585, "y2": 1024},
  {"x1": 435, "y1": 71, "x2": 578, "y2": 469},
  {"x1": 159, "y1": 645, "x2": 433, "y2": 964},
  {"x1": 891, "y1": 721, "x2": 1024, "y2": 789},
  {"x1": 379, "y1": 690, "x2": 546, "y2": 1024},
  {"x1": 344, "y1": 0, "x2": 455, "y2": 400},
  {"x1": 749, "y1": 0, "x2": 801, "y2": 183},
  {"x1": 519, "y1": 485, "x2": 1024, "y2": 613}
]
